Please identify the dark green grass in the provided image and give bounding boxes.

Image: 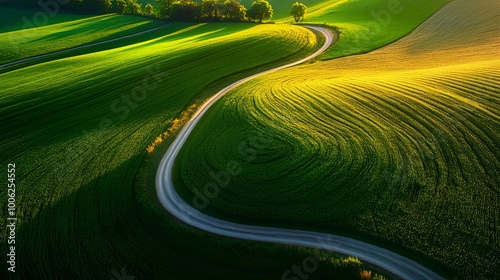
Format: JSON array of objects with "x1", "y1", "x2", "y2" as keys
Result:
[
  {"x1": 175, "y1": 61, "x2": 500, "y2": 280},
  {"x1": 0, "y1": 6, "x2": 164, "y2": 64},
  {"x1": 137, "y1": 0, "x2": 449, "y2": 60},
  {"x1": 0, "y1": 16, "x2": 386, "y2": 279},
  {"x1": 0, "y1": 23, "x2": 194, "y2": 73},
  {"x1": 172, "y1": 0, "x2": 498, "y2": 279},
  {"x1": 0, "y1": 1, "x2": 455, "y2": 278},
  {"x1": 0, "y1": 5, "x2": 88, "y2": 32}
]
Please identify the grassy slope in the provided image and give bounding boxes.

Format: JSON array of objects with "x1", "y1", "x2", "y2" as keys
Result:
[
  {"x1": 139, "y1": 0, "x2": 449, "y2": 59},
  {"x1": 0, "y1": 6, "x2": 164, "y2": 64},
  {"x1": 0, "y1": 5, "x2": 87, "y2": 32},
  {"x1": 0, "y1": 19, "x2": 345, "y2": 279},
  {"x1": 177, "y1": 0, "x2": 500, "y2": 278},
  {"x1": 298, "y1": 0, "x2": 452, "y2": 59}
]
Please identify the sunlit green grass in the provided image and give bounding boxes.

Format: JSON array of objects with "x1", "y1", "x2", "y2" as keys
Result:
[
  {"x1": 175, "y1": 0, "x2": 500, "y2": 278},
  {"x1": 289, "y1": 0, "x2": 451, "y2": 59},
  {"x1": 0, "y1": 6, "x2": 164, "y2": 64},
  {"x1": 0, "y1": 20, "x2": 333, "y2": 278}
]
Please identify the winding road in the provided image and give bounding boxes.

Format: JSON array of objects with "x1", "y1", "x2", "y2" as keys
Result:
[{"x1": 156, "y1": 26, "x2": 443, "y2": 280}]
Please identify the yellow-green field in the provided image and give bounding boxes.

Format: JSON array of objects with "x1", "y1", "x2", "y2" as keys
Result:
[
  {"x1": 0, "y1": 6, "x2": 165, "y2": 64},
  {"x1": 1, "y1": 19, "x2": 347, "y2": 278},
  {"x1": 1, "y1": 0, "x2": 497, "y2": 278},
  {"x1": 177, "y1": 0, "x2": 500, "y2": 278}
]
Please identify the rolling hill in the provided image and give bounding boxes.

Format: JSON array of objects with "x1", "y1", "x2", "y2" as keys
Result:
[
  {"x1": 176, "y1": 0, "x2": 500, "y2": 278},
  {"x1": 0, "y1": 6, "x2": 165, "y2": 64},
  {"x1": 0, "y1": 16, "x2": 338, "y2": 278}
]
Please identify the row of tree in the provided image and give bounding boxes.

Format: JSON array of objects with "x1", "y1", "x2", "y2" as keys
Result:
[
  {"x1": 156, "y1": 0, "x2": 275, "y2": 22},
  {"x1": 154, "y1": 0, "x2": 307, "y2": 23},
  {"x1": 4, "y1": 0, "x2": 307, "y2": 23}
]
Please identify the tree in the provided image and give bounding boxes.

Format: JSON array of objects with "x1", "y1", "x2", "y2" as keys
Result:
[
  {"x1": 213, "y1": 0, "x2": 226, "y2": 19},
  {"x1": 169, "y1": 0, "x2": 200, "y2": 20},
  {"x1": 116, "y1": 0, "x2": 127, "y2": 13},
  {"x1": 156, "y1": 0, "x2": 175, "y2": 17},
  {"x1": 201, "y1": 0, "x2": 217, "y2": 19},
  {"x1": 290, "y1": 2, "x2": 307, "y2": 22},
  {"x1": 223, "y1": 0, "x2": 246, "y2": 21},
  {"x1": 99, "y1": 0, "x2": 112, "y2": 13},
  {"x1": 247, "y1": 0, "x2": 273, "y2": 23},
  {"x1": 144, "y1": 3, "x2": 154, "y2": 16},
  {"x1": 124, "y1": 0, "x2": 142, "y2": 14}
]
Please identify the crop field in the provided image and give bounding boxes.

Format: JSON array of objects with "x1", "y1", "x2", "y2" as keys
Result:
[
  {"x1": 298, "y1": 0, "x2": 451, "y2": 58},
  {"x1": 1, "y1": 0, "x2": 497, "y2": 278},
  {"x1": 0, "y1": 14, "x2": 366, "y2": 278},
  {"x1": 176, "y1": 0, "x2": 500, "y2": 278},
  {"x1": 115, "y1": 0, "x2": 449, "y2": 60},
  {"x1": 0, "y1": 5, "x2": 86, "y2": 32},
  {"x1": 0, "y1": 6, "x2": 165, "y2": 64}
]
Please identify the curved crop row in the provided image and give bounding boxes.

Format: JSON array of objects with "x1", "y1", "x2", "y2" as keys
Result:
[
  {"x1": 0, "y1": 21, "x2": 320, "y2": 278},
  {"x1": 176, "y1": 0, "x2": 500, "y2": 278}
]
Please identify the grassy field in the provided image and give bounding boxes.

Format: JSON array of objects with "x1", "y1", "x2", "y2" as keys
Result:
[
  {"x1": 0, "y1": 6, "x2": 165, "y2": 64},
  {"x1": 137, "y1": 0, "x2": 450, "y2": 59},
  {"x1": 0, "y1": 5, "x2": 87, "y2": 32},
  {"x1": 297, "y1": 0, "x2": 451, "y2": 59},
  {"x1": 1, "y1": 0, "x2": 495, "y2": 278},
  {"x1": 0, "y1": 17, "x2": 301, "y2": 278},
  {"x1": 0, "y1": 9, "x2": 387, "y2": 279},
  {"x1": 176, "y1": 0, "x2": 500, "y2": 278}
]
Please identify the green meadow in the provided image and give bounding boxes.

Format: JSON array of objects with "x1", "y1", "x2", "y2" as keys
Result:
[
  {"x1": 296, "y1": 0, "x2": 452, "y2": 58},
  {"x1": 174, "y1": 0, "x2": 499, "y2": 278},
  {"x1": 0, "y1": 6, "x2": 385, "y2": 278},
  {"x1": 1, "y1": 0, "x2": 497, "y2": 278},
  {"x1": 0, "y1": 6, "x2": 165, "y2": 64}
]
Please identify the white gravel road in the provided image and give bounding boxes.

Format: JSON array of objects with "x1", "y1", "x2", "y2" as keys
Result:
[{"x1": 156, "y1": 26, "x2": 443, "y2": 280}]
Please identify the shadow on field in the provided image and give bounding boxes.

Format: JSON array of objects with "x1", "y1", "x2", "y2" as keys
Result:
[
  {"x1": 0, "y1": 155, "x2": 371, "y2": 280},
  {"x1": 29, "y1": 16, "x2": 161, "y2": 46}
]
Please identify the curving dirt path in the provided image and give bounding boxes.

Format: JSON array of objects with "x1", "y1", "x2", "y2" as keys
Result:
[{"x1": 155, "y1": 26, "x2": 443, "y2": 280}]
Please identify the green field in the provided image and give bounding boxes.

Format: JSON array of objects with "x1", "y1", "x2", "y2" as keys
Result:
[
  {"x1": 0, "y1": 7, "x2": 387, "y2": 278},
  {"x1": 137, "y1": 0, "x2": 450, "y2": 59},
  {"x1": 175, "y1": 0, "x2": 500, "y2": 278},
  {"x1": 297, "y1": 0, "x2": 451, "y2": 58},
  {"x1": 1, "y1": 0, "x2": 497, "y2": 278},
  {"x1": 0, "y1": 5, "x2": 87, "y2": 32},
  {"x1": 0, "y1": 6, "x2": 166, "y2": 64}
]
